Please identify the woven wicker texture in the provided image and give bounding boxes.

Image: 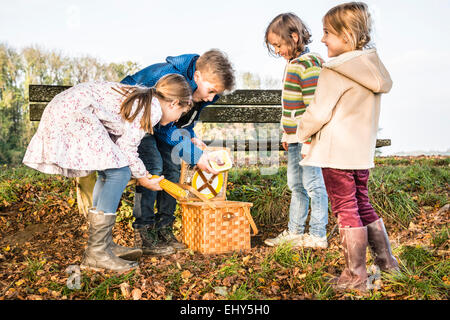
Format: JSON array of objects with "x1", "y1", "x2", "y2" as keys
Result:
[{"x1": 181, "y1": 201, "x2": 254, "y2": 254}]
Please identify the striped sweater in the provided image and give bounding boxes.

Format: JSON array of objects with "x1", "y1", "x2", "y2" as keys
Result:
[{"x1": 281, "y1": 52, "x2": 323, "y2": 148}]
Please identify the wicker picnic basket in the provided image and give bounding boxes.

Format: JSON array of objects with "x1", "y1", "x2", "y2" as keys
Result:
[{"x1": 180, "y1": 200, "x2": 258, "y2": 254}]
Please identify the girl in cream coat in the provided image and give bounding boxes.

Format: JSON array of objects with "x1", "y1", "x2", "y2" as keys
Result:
[{"x1": 297, "y1": 2, "x2": 399, "y2": 292}]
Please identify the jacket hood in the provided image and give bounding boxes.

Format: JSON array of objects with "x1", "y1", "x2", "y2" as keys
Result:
[
  {"x1": 323, "y1": 49, "x2": 392, "y2": 93},
  {"x1": 166, "y1": 54, "x2": 199, "y2": 81}
]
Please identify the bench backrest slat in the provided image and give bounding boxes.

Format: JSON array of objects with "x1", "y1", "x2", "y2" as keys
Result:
[{"x1": 29, "y1": 85, "x2": 282, "y2": 122}]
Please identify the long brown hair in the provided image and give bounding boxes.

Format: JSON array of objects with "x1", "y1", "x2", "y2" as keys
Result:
[
  {"x1": 264, "y1": 13, "x2": 312, "y2": 60},
  {"x1": 115, "y1": 74, "x2": 193, "y2": 134}
]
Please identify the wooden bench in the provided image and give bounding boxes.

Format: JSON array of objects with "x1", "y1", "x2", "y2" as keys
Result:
[
  {"x1": 29, "y1": 85, "x2": 391, "y2": 149},
  {"x1": 29, "y1": 84, "x2": 391, "y2": 215}
]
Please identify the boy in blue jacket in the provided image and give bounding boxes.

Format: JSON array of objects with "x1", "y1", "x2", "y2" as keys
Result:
[{"x1": 121, "y1": 49, "x2": 235, "y2": 256}]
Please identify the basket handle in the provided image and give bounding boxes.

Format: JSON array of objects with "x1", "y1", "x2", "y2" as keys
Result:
[{"x1": 244, "y1": 210, "x2": 258, "y2": 236}]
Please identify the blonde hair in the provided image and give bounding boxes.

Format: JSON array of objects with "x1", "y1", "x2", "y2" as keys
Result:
[
  {"x1": 323, "y1": 2, "x2": 373, "y2": 50},
  {"x1": 117, "y1": 74, "x2": 193, "y2": 134},
  {"x1": 264, "y1": 13, "x2": 312, "y2": 60},
  {"x1": 196, "y1": 49, "x2": 235, "y2": 92}
]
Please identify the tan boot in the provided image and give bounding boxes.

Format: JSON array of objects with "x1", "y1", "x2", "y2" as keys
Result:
[
  {"x1": 81, "y1": 211, "x2": 138, "y2": 272},
  {"x1": 332, "y1": 226, "x2": 368, "y2": 292},
  {"x1": 88, "y1": 208, "x2": 143, "y2": 261},
  {"x1": 367, "y1": 218, "x2": 399, "y2": 272}
]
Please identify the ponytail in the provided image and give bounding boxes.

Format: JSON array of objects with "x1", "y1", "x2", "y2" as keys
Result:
[
  {"x1": 115, "y1": 86, "x2": 155, "y2": 134},
  {"x1": 114, "y1": 73, "x2": 193, "y2": 134}
]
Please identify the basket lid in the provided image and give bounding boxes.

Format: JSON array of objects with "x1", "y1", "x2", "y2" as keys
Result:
[{"x1": 180, "y1": 200, "x2": 253, "y2": 208}]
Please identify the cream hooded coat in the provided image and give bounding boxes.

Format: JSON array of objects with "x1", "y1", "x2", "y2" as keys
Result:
[{"x1": 296, "y1": 49, "x2": 392, "y2": 169}]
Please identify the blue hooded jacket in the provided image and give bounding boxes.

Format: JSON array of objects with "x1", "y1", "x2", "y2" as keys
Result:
[{"x1": 121, "y1": 54, "x2": 219, "y2": 164}]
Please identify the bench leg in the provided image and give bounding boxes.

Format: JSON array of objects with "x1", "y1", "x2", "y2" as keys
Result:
[{"x1": 76, "y1": 172, "x2": 97, "y2": 218}]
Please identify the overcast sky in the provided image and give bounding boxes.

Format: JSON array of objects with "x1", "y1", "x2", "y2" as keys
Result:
[{"x1": 1, "y1": 0, "x2": 449, "y2": 155}]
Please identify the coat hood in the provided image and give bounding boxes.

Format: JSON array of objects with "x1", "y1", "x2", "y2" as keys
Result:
[
  {"x1": 323, "y1": 49, "x2": 392, "y2": 93},
  {"x1": 166, "y1": 54, "x2": 199, "y2": 81}
]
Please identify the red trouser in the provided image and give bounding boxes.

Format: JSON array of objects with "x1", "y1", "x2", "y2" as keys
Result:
[{"x1": 322, "y1": 168, "x2": 379, "y2": 228}]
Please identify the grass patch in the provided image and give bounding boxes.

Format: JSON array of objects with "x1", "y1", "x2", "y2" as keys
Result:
[
  {"x1": 432, "y1": 226, "x2": 449, "y2": 248},
  {"x1": 226, "y1": 158, "x2": 448, "y2": 228},
  {"x1": 227, "y1": 166, "x2": 290, "y2": 224},
  {"x1": 61, "y1": 270, "x2": 138, "y2": 300},
  {"x1": 265, "y1": 242, "x2": 299, "y2": 268},
  {"x1": 226, "y1": 282, "x2": 259, "y2": 300},
  {"x1": 382, "y1": 245, "x2": 450, "y2": 299},
  {"x1": 23, "y1": 257, "x2": 46, "y2": 282},
  {"x1": 0, "y1": 165, "x2": 74, "y2": 210},
  {"x1": 218, "y1": 254, "x2": 241, "y2": 278},
  {"x1": 370, "y1": 159, "x2": 448, "y2": 227}
]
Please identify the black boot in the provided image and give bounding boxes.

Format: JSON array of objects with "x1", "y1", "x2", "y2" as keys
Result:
[
  {"x1": 134, "y1": 225, "x2": 175, "y2": 256},
  {"x1": 158, "y1": 224, "x2": 187, "y2": 250}
]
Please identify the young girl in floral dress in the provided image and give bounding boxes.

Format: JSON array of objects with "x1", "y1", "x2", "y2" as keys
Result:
[{"x1": 23, "y1": 73, "x2": 193, "y2": 272}]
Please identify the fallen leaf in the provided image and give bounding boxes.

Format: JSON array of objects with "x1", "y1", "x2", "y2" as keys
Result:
[
  {"x1": 202, "y1": 292, "x2": 216, "y2": 300},
  {"x1": 213, "y1": 286, "x2": 228, "y2": 296},
  {"x1": 120, "y1": 282, "x2": 130, "y2": 299},
  {"x1": 15, "y1": 279, "x2": 25, "y2": 287},
  {"x1": 181, "y1": 270, "x2": 192, "y2": 280},
  {"x1": 67, "y1": 198, "x2": 75, "y2": 207},
  {"x1": 38, "y1": 287, "x2": 48, "y2": 294},
  {"x1": 131, "y1": 288, "x2": 142, "y2": 300}
]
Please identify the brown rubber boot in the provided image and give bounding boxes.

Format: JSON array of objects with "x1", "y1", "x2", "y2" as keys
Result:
[
  {"x1": 332, "y1": 226, "x2": 369, "y2": 292},
  {"x1": 81, "y1": 211, "x2": 138, "y2": 272},
  {"x1": 367, "y1": 218, "x2": 399, "y2": 272}
]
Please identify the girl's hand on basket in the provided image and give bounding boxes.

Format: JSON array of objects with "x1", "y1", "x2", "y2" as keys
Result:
[{"x1": 137, "y1": 175, "x2": 164, "y2": 191}]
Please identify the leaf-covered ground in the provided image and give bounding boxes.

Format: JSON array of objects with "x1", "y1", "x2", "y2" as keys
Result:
[{"x1": 0, "y1": 157, "x2": 448, "y2": 300}]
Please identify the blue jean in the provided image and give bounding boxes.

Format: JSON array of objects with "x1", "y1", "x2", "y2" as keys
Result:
[
  {"x1": 133, "y1": 134, "x2": 180, "y2": 229},
  {"x1": 287, "y1": 143, "x2": 329, "y2": 238},
  {"x1": 92, "y1": 166, "x2": 131, "y2": 214}
]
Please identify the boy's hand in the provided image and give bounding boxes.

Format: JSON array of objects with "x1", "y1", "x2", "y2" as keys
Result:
[
  {"x1": 282, "y1": 142, "x2": 289, "y2": 151},
  {"x1": 191, "y1": 137, "x2": 207, "y2": 150},
  {"x1": 196, "y1": 153, "x2": 219, "y2": 175},
  {"x1": 137, "y1": 175, "x2": 164, "y2": 191}
]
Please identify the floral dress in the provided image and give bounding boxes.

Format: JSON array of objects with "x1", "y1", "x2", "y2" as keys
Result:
[{"x1": 23, "y1": 82, "x2": 162, "y2": 178}]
